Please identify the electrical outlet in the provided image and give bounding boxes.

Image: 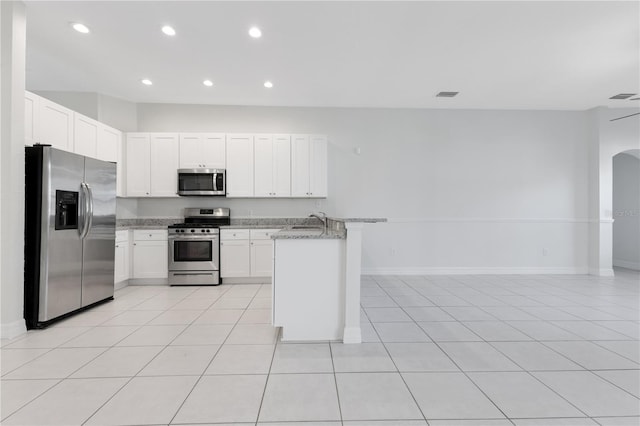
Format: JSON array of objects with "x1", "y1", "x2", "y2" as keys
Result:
[
  {"x1": 542, "y1": 248, "x2": 548, "y2": 256},
  {"x1": 390, "y1": 248, "x2": 396, "y2": 256}
]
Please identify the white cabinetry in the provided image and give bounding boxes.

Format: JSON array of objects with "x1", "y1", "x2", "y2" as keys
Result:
[
  {"x1": 126, "y1": 133, "x2": 179, "y2": 197},
  {"x1": 125, "y1": 134, "x2": 151, "y2": 196},
  {"x1": 221, "y1": 229, "x2": 277, "y2": 278},
  {"x1": 131, "y1": 230, "x2": 168, "y2": 279},
  {"x1": 38, "y1": 96, "x2": 75, "y2": 151},
  {"x1": 73, "y1": 114, "x2": 99, "y2": 158},
  {"x1": 254, "y1": 134, "x2": 291, "y2": 197},
  {"x1": 24, "y1": 91, "x2": 39, "y2": 146},
  {"x1": 114, "y1": 230, "x2": 130, "y2": 287},
  {"x1": 150, "y1": 134, "x2": 179, "y2": 196},
  {"x1": 226, "y1": 134, "x2": 254, "y2": 197},
  {"x1": 179, "y1": 133, "x2": 225, "y2": 168},
  {"x1": 98, "y1": 124, "x2": 120, "y2": 163},
  {"x1": 291, "y1": 135, "x2": 327, "y2": 197},
  {"x1": 250, "y1": 230, "x2": 276, "y2": 277},
  {"x1": 220, "y1": 230, "x2": 251, "y2": 278}
]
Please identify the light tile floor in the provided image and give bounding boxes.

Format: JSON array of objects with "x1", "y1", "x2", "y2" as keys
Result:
[{"x1": 1, "y1": 269, "x2": 639, "y2": 425}]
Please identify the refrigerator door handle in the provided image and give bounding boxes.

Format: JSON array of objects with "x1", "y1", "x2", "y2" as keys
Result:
[{"x1": 79, "y1": 182, "x2": 92, "y2": 240}]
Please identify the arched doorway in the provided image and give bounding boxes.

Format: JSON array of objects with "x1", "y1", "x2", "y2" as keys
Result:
[{"x1": 612, "y1": 149, "x2": 640, "y2": 271}]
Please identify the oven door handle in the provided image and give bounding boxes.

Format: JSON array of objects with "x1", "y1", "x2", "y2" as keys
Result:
[
  {"x1": 171, "y1": 272, "x2": 216, "y2": 276},
  {"x1": 168, "y1": 235, "x2": 219, "y2": 240}
]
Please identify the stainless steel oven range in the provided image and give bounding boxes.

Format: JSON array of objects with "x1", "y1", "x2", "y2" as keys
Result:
[{"x1": 168, "y1": 208, "x2": 230, "y2": 286}]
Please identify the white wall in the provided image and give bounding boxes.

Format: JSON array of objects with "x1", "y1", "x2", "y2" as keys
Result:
[
  {"x1": 1, "y1": 0, "x2": 27, "y2": 339},
  {"x1": 32, "y1": 90, "x2": 137, "y2": 132},
  {"x1": 137, "y1": 103, "x2": 591, "y2": 274},
  {"x1": 613, "y1": 152, "x2": 640, "y2": 270},
  {"x1": 588, "y1": 107, "x2": 640, "y2": 275}
]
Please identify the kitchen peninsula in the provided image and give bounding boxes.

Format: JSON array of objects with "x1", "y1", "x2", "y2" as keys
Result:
[{"x1": 272, "y1": 217, "x2": 386, "y2": 344}]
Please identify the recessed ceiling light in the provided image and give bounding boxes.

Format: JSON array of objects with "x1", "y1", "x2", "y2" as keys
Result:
[
  {"x1": 264, "y1": 81, "x2": 273, "y2": 88},
  {"x1": 141, "y1": 79, "x2": 153, "y2": 86},
  {"x1": 71, "y1": 23, "x2": 90, "y2": 34},
  {"x1": 249, "y1": 27, "x2": 262, "y2": 38},
  {"x1": 203, "y1": 80, "x2": 213, "y2": 87},
  {"x1": 436, "y1": 91, "x2": 459, "y2": 98},
  {"x1": 162, "y1": 25, "x2": 176, "y2": 36}
]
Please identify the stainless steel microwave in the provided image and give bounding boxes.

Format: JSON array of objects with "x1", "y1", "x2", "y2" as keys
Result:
[{"x1": 177, "y1": 168, "x2": 226, "y2": 196}]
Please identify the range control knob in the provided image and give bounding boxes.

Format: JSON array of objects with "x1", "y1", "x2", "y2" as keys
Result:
[
  {"x1": 201, "y1": 229, "x2": 206, "y2": 233},
  {"x1": 190, "y1": 229, "x2": 195, "y2": 233},
  {"x1": 206, "y1": 229, "x2": 211, "y2": 233}
]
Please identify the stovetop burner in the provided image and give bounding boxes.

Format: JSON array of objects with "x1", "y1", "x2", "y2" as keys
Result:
[{"x1": 168, "y1": 207, "x2": 231, "y2": 230}]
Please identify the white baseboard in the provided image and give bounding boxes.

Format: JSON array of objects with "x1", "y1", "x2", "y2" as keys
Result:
[
  {"x1": 613, "y1": 259, "x2": 640, "y2": 271},
  {"x1": 128, "y1": 278, "x2": 169, "y2": 286},
  {"x1": 588, "y1": 268, "x2": 615, "y2": 277},
  {"x1": 361, "y1": 266, "x2": 589, "y2": 275},
  {"x1": 1, "y1": 319, "x2": 27, "y2": 340},
  {"x1": 115, "y1": 280, "x2": 129, "y2": 291}
]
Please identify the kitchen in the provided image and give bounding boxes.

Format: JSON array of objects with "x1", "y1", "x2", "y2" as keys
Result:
[{"x1": 2, "y1": 1, "x2": 640, "y2": 425}]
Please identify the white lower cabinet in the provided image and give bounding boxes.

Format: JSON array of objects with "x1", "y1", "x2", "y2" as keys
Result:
[
  {"x1": 250, "y1": 239, "x2": 274, "y2": 277},
  {"x1": 131, "y1": 230, "x2": 168, "y2": 279},
  {"x1": 114, "y1": 230, "x2": 130, "y2": 285},
  {"x1": 220, "y1": 229, "x2": 277, "y2": 278},
  {"x1": 220, "y1": 239, "x2": 251, "y2": 278}
]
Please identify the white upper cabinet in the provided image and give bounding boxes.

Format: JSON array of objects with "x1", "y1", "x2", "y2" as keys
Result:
[
  {"x1": 179, "y1": 133, "x2": 226, "y2": 169},
  {"x1": 150, "y1": 133, "x2": 179, "y2": 197},
  {"x1": 24, "y1": 91, "x2": 40, "y2": 146},
  {"x1": 254, "y1": 134, "x2": 291, "y2": 197},
  {"x1": 291, "y1": 134, "x2": 327, "y2": 197},
  {"x1": 39, "y1": 96, "x2": 74, "y2": 151},
  {"x1": 97, "y1": 124, "x2": 120, "y2": 163},
  {"x1": 125, "y1": 133, "x2": 151, "y2": 197},
  {"x1": 73, "y1": 114, "x2": 99, "y2": 158},
  {"x1": 126, "y1": 133, "x2": 178, "y2": 197},
  {"x1": 226, "y1": 134, "x2": 254, "y2": 197}
]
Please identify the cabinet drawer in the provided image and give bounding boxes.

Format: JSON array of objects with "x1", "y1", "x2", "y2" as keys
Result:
[
  {"x1": 221, "y1": 229, "x2": 250, "y2": 240},
  {"x1": 116, "y1": 230, "x2": 128, "y2": 243},
  {"x1": 133, "y1": 229, "x2": 167, "y2": 241},
  {"x1": 250, "y1": 229, "x2": 279, "y2": 240}
]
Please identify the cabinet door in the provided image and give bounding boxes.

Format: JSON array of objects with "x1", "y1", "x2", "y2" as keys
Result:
[
  {"x1": 251, "y1": 239, "x2": 274, "y2": 277},
  {"x1": 39, "y1": 97, "x2": 74, "y2": 151},
  {"x1": 114, "y1": 242, "x2": 129, "y2": 283},
  {"x1": 220, "y1": 240, "x2": 251, "y2": 277},
  {"x1": 291, "y1": 134, "x2": 310, "y2": 197},
  {"x1": 178, "y1": 134, "x2": 203, "y2": 168},
  {"x1": 150, "y1": 133, "x2": 179, "y2": 197},
  {"x1": 74, "y1": 113, "x2": 99, "y2": 158},
  {"x1": 24, "y1": 91, "x2": 40, "y2": 146},
  {"x1": 226, "y1": 134, "x2": 254, "y2": 197},
  {"x1": 254, "y1": 134, "x2": 274, "y2": 197},
  {"x1": 202, "y1": 134, "x2": 226, "y2": 168},
  {"x1": 273, "y1": 134, "x2": 291, "y2": 197},
  {"x1": 132, "y1": 240, "x2": 168, "y2": 279},
  {"x1": 125, "y1": 133, "x2": 151, "y2": 197},
  {"x1": 309, "y1": 135, "x2": 328, "y2": 197},
  {"x1": 97, "y1": 124, "x2": 120, "y2": 163}
]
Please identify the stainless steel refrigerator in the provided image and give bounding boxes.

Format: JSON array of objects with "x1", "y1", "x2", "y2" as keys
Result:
[{"x1": 24, "y1": 145, "x2": 116, "y2": 329}]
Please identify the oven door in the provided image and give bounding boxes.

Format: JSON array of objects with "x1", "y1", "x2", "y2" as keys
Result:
[{"x1": 168, "y1": 235, "x2": 219, "y2": 271}]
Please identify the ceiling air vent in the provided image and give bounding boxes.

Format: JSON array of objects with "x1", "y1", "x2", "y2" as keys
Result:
[
  {"x1": 609, "y1": 93, "x2": 636, "y2": 100},
  {"x1": 436, "y1": 91, "x2": 459, "y2": 98}
]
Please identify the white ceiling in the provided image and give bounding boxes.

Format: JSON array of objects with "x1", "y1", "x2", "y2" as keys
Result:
[{"x1": 24, "y1": 1, "x2": 640, "y2": 110}]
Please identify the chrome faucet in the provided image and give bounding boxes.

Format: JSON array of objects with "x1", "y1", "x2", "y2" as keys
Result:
[{"x1": 309, "y1": 211, "x2": 327, "y2": 230}]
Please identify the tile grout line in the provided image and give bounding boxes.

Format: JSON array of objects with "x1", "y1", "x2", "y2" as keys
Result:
[
  {"x1": 80, "y1": 284, "x2": 232, "y2": 425},
  {"x1": 166, "y1": 283, "x2": 263, "y2": 425}
]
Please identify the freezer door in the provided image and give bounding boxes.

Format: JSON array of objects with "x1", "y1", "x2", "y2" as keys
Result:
[
  {"x1": 39, "y1": 148, "x2": 85, "y2": 321},
  {"x1": 81, "y1": 157, "x2": 116, "y2": 307}
]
